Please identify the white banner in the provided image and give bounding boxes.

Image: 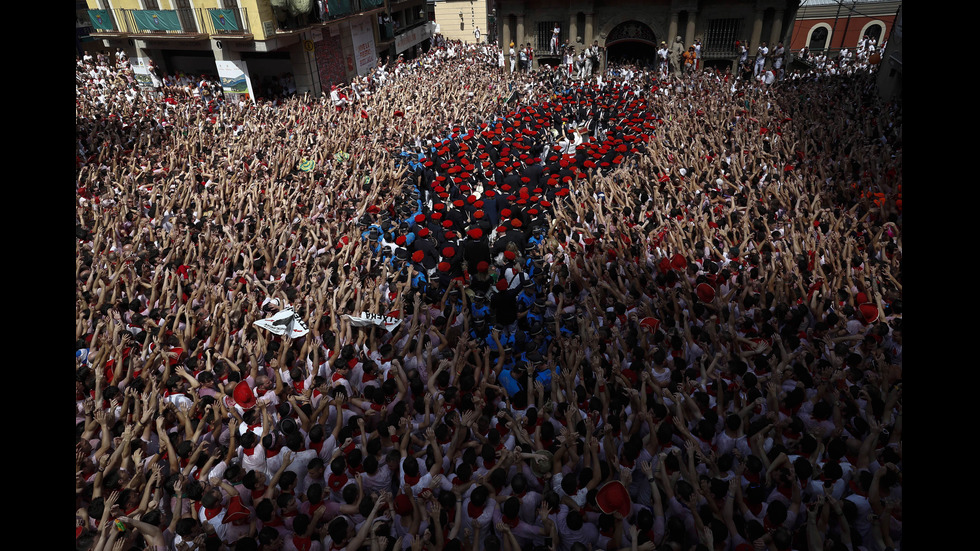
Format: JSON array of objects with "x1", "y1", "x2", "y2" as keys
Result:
[
  {"x1": 350, "y1": 18, "x2": 377, "y2": 76},
  {"x1": 215, "y1": 59, "x2": 254, "y2": 102},
  {"x1": 254, "y1": 306, "x2": 310, "y2": 338},
  {"x1": 395, "y1": 21, "x2": 434, "y2": 54},
  {"x1": 131, "y1": 57, "x2": 158, "y2": 88},
  {"x1": 344, "y1": 312, "x2": 402, "y2": 332}
]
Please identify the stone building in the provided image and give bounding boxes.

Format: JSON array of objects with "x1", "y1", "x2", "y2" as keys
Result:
[
  {"x1": 493, "y1": 0, "x2": 802, "y2": 72},
  {"x1": 790, "y1": 0, "x2": 900, "y2": 55},
  {"x1": 82, "y1": 0, "x2": 433, "y2": 98}
]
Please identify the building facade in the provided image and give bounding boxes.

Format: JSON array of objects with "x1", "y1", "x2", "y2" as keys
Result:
[
  {"x1": 430, "y1": 0, "x2": 491, "y2": 44},
  {"x1": 491, "y1": 0, "x2": 801, "y2": 72},
  {"x1": 790, "y1": 0, "x2": 899, "y2": 55},
  {"x1": 83, "y1": 0, "x2": 434, "y2": 99}
]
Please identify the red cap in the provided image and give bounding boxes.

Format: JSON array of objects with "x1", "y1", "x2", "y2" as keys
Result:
[
  {"x1": 696, "y1": 283, "x2": 716, "y2": 303},
  {"x1": 233, "y1": 381, "x2": 256, "y2": 409},
  {"x1": 670, "y1": 254, "x2": 687, "y2": 271},
  {"x1": 596, "y1": 480, "x2": 632, "y2": 517}
]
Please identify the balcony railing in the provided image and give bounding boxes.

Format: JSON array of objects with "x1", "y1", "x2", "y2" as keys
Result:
[
  {"x1": 205, "y1": 8, "x2": 250, "y2": 35},
  {"x1": 270, "y1": 0, "x2": 384, "y2": 34},
  {"x1": 88, "y1": 7, "x2": 250, "y2": 37}
]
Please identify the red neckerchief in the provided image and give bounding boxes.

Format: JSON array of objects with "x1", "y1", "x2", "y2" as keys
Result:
[
  {"x1": 292, "y1": 536, "x2": 312, "y2": 551},
  {"x1": 202, "y1": 505, "x2": 222, "y2": 521},
  {"x1": 747, "y1": 501, "x2": 763, "y2": 516},
  {"x1": 327, "y1": 473, "x2": 348, "y2": 492},
  {"x1": 251, "y1": 487, "x2": 265, "y2": 501},
  {"x1": 404, "y1": 473, "x2": 421, "y2": 486},
  {"x1": 309, "y1": 440, "x2": 324, "y2": 455},
  {"x1": 467, "y1": 502, "x2": 485, "y2": 519},
  {"x1": 501, "y1": 514, "x2": 520, "y2": 528},
  {"x1": 308, "y1": 500, "x2": 325, "y2": 516}
]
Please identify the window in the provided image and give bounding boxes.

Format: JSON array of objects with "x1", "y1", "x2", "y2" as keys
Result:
[
  {"x1": 808, "y1": 26, "x2": 828, "y2": 52},
  {"x1": 703, "y1": 18, "x2": 742, "y2": 58},
  {"x1": 864, "y1": 23, "x2": 883, "y2": 43},
  {"x1": 536, "y1": 21, "x2": 566, "y2": 52}
]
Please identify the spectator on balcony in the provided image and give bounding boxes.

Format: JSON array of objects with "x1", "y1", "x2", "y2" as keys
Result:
[
  {"x1": 772, "y1": 41, "x2": 786, "y2": 80},
  {"x1": 754, "y1": 41, "x2": 769, "y2": 77},
  {"x1": 682, "y1": 45, "x2": 697, "y2": 75}
]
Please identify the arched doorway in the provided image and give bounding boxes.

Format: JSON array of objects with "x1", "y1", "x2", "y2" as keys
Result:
[{"x1": 605, "y1": 20, "x2": 658, "y2": 68}]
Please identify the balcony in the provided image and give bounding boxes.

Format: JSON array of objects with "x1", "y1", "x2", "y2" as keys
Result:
[
  {"x1": 271, "y1": 0, "x2": 385, "y2": 34},
  {"x1": 87, "y1": 7, "x2": 251, "y2": 38}
]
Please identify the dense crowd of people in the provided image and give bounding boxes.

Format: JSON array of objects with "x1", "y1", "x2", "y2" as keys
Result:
[{"x1": 76, "y1": 36, "x2": 902, "y2": 551}]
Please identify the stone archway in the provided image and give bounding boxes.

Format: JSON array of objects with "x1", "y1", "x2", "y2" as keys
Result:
[{"x1": 604, "y1": 20, "x2": 659, "y2": 66}]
